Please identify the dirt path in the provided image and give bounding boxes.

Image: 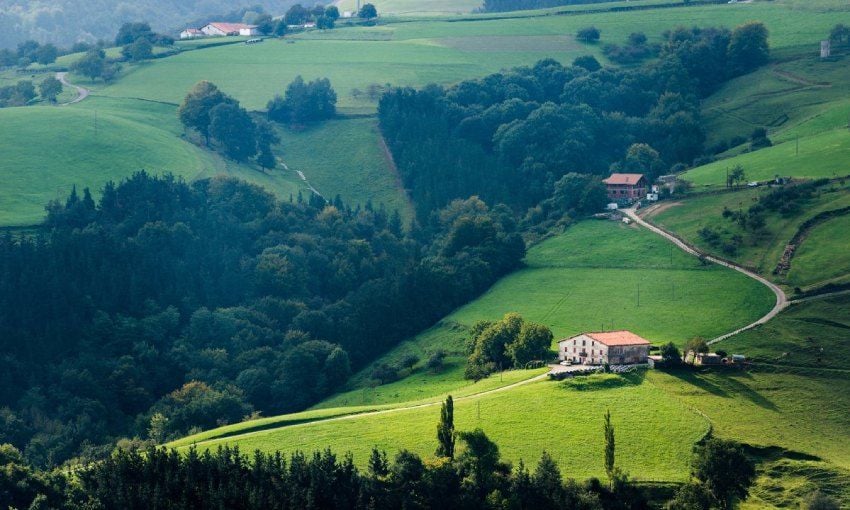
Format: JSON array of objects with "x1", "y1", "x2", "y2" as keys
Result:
[
  {"x1": 56, "y1": 72, "x2": 89, "y2": 105},
  {"x1": 623, "y1": 208, "x2": 788, "y2": 345}
]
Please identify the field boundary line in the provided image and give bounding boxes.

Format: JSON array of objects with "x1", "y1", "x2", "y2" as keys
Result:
[{"x1": 623, "y1": 208, "x2": 788, "y2": 345}]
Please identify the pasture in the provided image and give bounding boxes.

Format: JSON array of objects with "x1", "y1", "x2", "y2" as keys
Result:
[
  {"x1": 649, "y1": 182, "x2": 850, "y2": 281},
  {"x1": 177, "y1": 374, "x2": 711, "y2": 483},
  {"x1": 787, "y1": 214, "x2": 850, "y2": 288},
  {"x1": 315, "y1": 219, "x2": 774, "y2": 408},
  {"x1": 0, "y1": 97, "x2": 307, "y2": 226},
  {"x1": 72, "y1": 0, "x2": 847, "y2": 112},
  {"x1": 274, "y1": 117, "x2": 413, "y2": 220}
]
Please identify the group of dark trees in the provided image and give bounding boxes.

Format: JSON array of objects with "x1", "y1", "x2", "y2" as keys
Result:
[
  {"x1": 178, "y1": 81, "x2": 279, "y2": 167},
  {"x1": 283, "y1": 4, "x2": 343, "y2": 32},
  {"x1": 378, "y1": 22, "x2": 770, "y2": 222},
  {"x1": 116, "y1": 22, "x2": 173, "y2": 62},
  {"x1": 71, "y1": 48, "x2": 122, "y2": 82},
  {"x1": 0, "y1": 77, "x2": 63, "y2": 108},
  {"x1": 0, "y1": 40, "x2": 58, "y2": 68},
  {"x1": 465, "y1": 313, "x2": 553, "y2": 380},
  {"x1": 268, "y1": 75, "x2": 338, "y2": 126},
  {"x1": 0, "y1": 173, "x2": 524, "y2": 466}
]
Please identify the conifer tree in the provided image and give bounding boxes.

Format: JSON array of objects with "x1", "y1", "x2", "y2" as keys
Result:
[{"x1": 435, "y1": 395, "x2": 455, "y2": 459}]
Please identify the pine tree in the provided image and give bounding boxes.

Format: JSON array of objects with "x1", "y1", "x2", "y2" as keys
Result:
[{"x1": 436, "y1": 395, "x2": 455, "y2": 459}]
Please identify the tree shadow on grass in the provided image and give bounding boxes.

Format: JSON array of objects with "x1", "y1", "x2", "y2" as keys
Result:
[{"x1": 664, "y1": 368, "x2": 779, "y2": 411}]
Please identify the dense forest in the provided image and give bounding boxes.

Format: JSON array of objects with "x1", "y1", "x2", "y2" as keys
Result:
[
  {"x1": 0, "y1": 173, "x2": 524, "y2": 466},
  {"x1": 379, "y1": 23, "x2": 769, "y2": 220},
  {"x1": 0, "y1": 2, "x2": 291, "y2": 49}
]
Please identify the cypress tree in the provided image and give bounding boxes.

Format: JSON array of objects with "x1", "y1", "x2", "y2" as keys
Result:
[
  {"x1": 436, "y1": 395, "x2": 455, "y2": 459},
  {"x1": 603, "y1": 409, "x2": 615, "y2": 487}
]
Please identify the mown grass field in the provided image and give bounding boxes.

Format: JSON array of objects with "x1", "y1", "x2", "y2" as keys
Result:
[
  {"x1": 787, "y1": 213, "x2": 850, "y2": 288},
  {"x1": 179, "y1": 373, "x2": 710, "y2": 483},
  {"x1": 72, "y1": 0, "x2": 847, "y2": 112},
  {"x1": 683, "y1": 128, "x2": 850, "y2": 188},
  {"x1": 0, "y1": 97, "x2": 307, "y2": 226},
  {"x1": 649, "y1": 181, "x2": 850, "y2": 282},
  {"x1": 310, "y1": 219, "x2": 773, "y2": 409},
  {"x1": 273, "y1": 117, "x2": 413, "y2": 220}
]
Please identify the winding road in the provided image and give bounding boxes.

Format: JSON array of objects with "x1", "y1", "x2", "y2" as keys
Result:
[
  {"x1": 623, "y1": 207, "x2": 788, "y2": 345},
  {"x1": 56, "y1": 72, "x2": 89, "y2": 105}
]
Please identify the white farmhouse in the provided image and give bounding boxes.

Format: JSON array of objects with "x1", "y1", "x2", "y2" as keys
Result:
[
  {"x1": 558, "y1": 330, "x2": 651, "y2": 365},
  {"x1": 201, "y1": 23, "x2": 259, "y2": 37},
  {"x1": 180, "y1": 28, "x2": 204, "y2": 39}
]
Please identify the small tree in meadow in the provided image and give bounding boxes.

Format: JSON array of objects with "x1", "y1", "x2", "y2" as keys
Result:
[{"x1": 576, "y1": 26, "x2": 600, "y2": 43}]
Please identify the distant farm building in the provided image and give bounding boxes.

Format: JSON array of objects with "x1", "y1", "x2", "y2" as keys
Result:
[
  {"x1": 558, "y1": 330, "x2": 651, "y2": 365},
  {"x1": 180, "y1": 28, "x2": 204, "y2": 39},
  {"x1": 200, "y1": 23, "x2": 260, "y2": 37},
  {"x1": 603, "y1": 173, "x2": 648, "y2": 202}
]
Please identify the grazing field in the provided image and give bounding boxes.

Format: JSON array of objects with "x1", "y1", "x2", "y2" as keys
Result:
[
  {"x1": 72, "y1": 0, "x2": 847, "y2": 112},
  {"x1": 648, "y1": 182, "x2": 850, "y2": 282},
  {"x1": 0, "y1": 97, "x2": 306, "y2": 226},
  {"x1": 682, "y1": 128, "x2": 850, "y2": 188},
  {"x1": 720, "y1": 295, "x2": 850, "y2": 371},
  {"x1": 702, "y1": 53, "x2": 850, "y2": 147},
  {"x1": 787, "y1": 214, "x2": 850, "y2": 288},
  {"x1": 314, "y1": 219, "x2": 773, "y2": 409},
  {"x1": 274, "y1": 117, "x2": 412, "y2": 220},
  {"x1": 178, "y1": 374, "x2": 710, "y2": 483},
  {"x1": 333, "y1": 0, "x2": 483, "y2": 16}
]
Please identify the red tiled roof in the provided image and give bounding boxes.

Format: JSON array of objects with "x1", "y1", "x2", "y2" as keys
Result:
[
  {"x1": 559, "y1": 330, "x2": 651, "y2": 347},
  {"x1": 207, "y1": 22, "x2": 256, "y2": 32},
  {"x1": 603, "y1": 173, "x2": 645, "y2": 185}
]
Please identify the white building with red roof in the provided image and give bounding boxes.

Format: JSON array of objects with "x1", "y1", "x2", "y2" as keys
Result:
[
  {"x1": 200, "y1": 22, "x2": 259, "y2": 37},
  {"x1": 558, "y1": 330, "x2": 651, "y2": 365}
]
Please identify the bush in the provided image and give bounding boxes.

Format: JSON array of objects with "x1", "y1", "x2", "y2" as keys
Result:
[{"x1": 576, "y1": 26, "x2": 600, "y2": 43}]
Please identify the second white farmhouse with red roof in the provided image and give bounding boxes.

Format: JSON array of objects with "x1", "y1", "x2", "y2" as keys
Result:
[
  {"x1": 201, "y1": 22, "x2": 260, "y2": 37},
  {"x1": 558, "y1": 330, "x2": 651, "y2": 365}
]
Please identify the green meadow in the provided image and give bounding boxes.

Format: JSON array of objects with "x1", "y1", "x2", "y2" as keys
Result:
[
  {"x1": 178, "y1": 374, "x2": 710, "y2": 483},
  {"x1": 72, "y1": 0, "x2": 847, "y2": 113},
  {"x1": 273, "y1": 117, "x2": 413, "y2": 219},
  {"x1": 683, "y1": 128, "x2": 850, "y2": 188},
  {"x1": 649, "y1": 182, "x2": 850, "y2": 283},
  {"x1": 787, "y1": 214, "x2": 850, "y2": 288},
  {"x1": 0, "y1": 97, "x2": 307, "y2": 226},
  {"x1": 318, "y1": 220, "x2": 773, "y2": 408}
]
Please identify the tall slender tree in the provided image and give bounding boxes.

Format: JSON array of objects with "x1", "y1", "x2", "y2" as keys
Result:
[
  {"x1": 603, "y1": 409, "x2": 615, "y2": 487},
  {"x1": 435, "y1": 395, "x2": 455, "y2": 459}
]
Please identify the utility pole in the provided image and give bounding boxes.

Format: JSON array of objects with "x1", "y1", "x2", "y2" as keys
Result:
[
  {"x1": 94, "y1": 110, "x2": 98, "y2": 137},
  {"x1": 796, "y1": 135, "x2": 799, "y2": 156},
  {"x1": 637, "y1": 283, "x2": 640, "y2": 307}
]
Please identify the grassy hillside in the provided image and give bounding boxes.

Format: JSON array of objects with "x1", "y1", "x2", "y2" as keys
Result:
[
  {"x1": 319, "y1": 219, "x2": 774, "y2": 408},
  {"x1": 178, "y1": 374, "x2": 710, "y2": 482},
  {"x1": 787, "y1": 214, "x2": 850, "y2": 288},
  {"x1": 274, "y1": 117, "x2": 413, "y2": 219},
  {"x1": 73, "y1": 0, "x2": 847, "y2": 113},
  {"x1": 648, "y1": 181, "x2": 850, "y2": 278},
  {"x1": 683, "y1": 128, "x2": 850, "y2": 188},
  {"x1": 0, "y1": 97, "x2": 306, "y2": 226}
]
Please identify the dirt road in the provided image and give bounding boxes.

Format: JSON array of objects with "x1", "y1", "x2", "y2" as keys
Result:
[
  {"x1": 623, "y1": 208, "x2": 788, "y2": 345},
  {"x1": 56, "y1": 72, "x2": 89, "y2": 105}
]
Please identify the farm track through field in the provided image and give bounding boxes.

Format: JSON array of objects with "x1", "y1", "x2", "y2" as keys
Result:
[
  {"x1": 624, "y1": 207, "x2": 788, "y2": 345},
  {"x1": 185, "y1": 371, "x2": 550, "y2": 446},
  {"x1": 56, "y1": 72, "x2": 89, "y2": 105}
]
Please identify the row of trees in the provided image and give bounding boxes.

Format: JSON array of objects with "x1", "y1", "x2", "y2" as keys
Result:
[
  {"x1": 378, "y1": 22, "x2": 770, "y2": 222},
  {"x1": 0, "y1": 174, "x2": 525, "y2": 466},
  {"x1": 0, "y1": 77, "x2": 63, "y2": 108},
  {"x1": 0, "y1": 40, "x2": 59, "y2": 68}
]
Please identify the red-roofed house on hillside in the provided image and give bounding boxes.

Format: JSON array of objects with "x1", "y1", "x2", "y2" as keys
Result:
[
  {"x1": 558, "y1": 331, "x2": 651, "y2": 365},
  {"x1": 603, "y1": 173, "x2": 648, "y2": 202},
  {"x1": 201, "y1": 23, "x2": 259, "y2": 37}
]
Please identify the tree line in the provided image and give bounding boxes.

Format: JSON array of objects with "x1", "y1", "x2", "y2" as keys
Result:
[
  {"x1": 0, "y1": 392, "x2": 763, "y2": 510},
  {"x1": 378, "y1": 22, "x2": 770, "y2": 222},
  {"x1": 0, "y1": 173, "x2": 524, "y2": 467}
]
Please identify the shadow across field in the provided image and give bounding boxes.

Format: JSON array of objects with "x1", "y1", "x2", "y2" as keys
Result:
[{"x1": 664, "y1": 368, "x2": 778, "y2": 411}]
